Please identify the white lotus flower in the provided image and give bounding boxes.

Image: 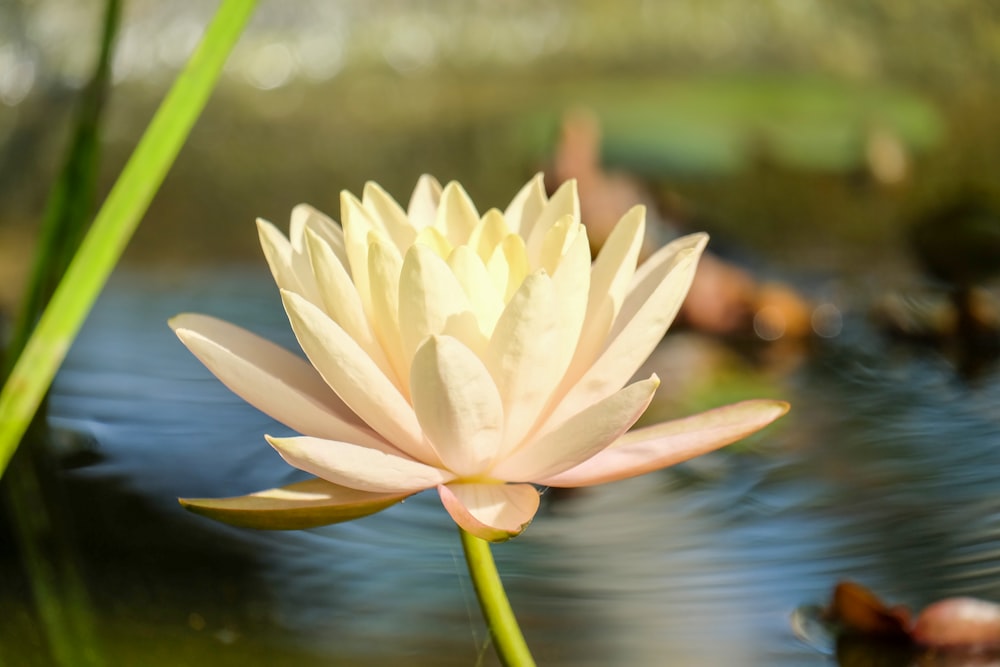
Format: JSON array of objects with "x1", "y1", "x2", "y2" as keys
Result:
[{"x1": 170, "y1": 175, "x2": 787, "y2": 541}]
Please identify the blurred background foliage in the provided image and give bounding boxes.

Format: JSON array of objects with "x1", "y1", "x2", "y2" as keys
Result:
[{"x1": 3, "y1": 0, "x2": 1000, "y2": 298}]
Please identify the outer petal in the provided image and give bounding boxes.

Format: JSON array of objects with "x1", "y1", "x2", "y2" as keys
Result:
[
  {"x1": 179, "y1": 477, "x2": 410, "y2": 530},
  {"x1": 438, "y1": 483, "x2": 540, "y2": 542},
  {"x1": 257, "y1": 218, "x2": 319, "y2": 303},
  {"x1": 492, "y1": 375, "x2": 660, "y2": 482},
  {"x1": 169, "y1": 314, "x2": 388, "y2": 449},
  {"x1": 537, "y1": 399, "x2": 790, "y2": 488},
  {"x1": 304, "y1": 228, "x2": 394, "y2": 378},
  {"x1": 410, "y1": 336, "x2": 504, "y2": 477},
  {"x1": 363, "y1": 181, "x2": 418, "y2": 251},
  {"x1": 545, "y1": 233, "x2": 707, "y2": 428},
  {"x1": 280, "y1": 290, "x2": 439, "y2": 464},
  {"x1": 268, "y1": 435, "x2": 455, "y2": 493},
  {"x1": 568, "y1": 206, "x2": 645, "y2": 381},
  {"x1": 292, "y1": 204, "x2": 349, "y2": 271}
]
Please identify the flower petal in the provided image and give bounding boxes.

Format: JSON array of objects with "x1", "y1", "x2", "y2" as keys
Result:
[
  {"x1": 570, "y1": 205, "x2": 645, "y2": 376},
  {"x1": 484, "y1": 272, "x2": 560, "y2": 452},
  {"x1": 280, "y1": 290, "x2": 439, "y2": 464},
  {"x1": 525, "y1": 179, "x2": 578, "y2": 267},
  {"x1": 292, "y1": 204, "x2": 349, "y2": 270},
  {"x1": 407, "y1": 174, "x2": 442, "y2": 229},
  {"x1": 363, "y1": 181, "x2": 418, "y2": 251},
  {"x1": 503, "y1": 172, "x2": 546, "y2": 237},
  {"x1": 268, "y1": 435, "x2": 454, "y2": 493},
  {"x1": 492, "y1": 375, "x2": 659, "y2": 482},
  {"x1": 257, "y1": 218, "x2": 318, "y2": 303},
  {"x1": 447, "y1": 245, "x2": 504, "y2": 337},
  {"x1": 545, "y1": 233, "x2": 707, "y2": 427},
  {"x1": 537, "y1": 399, "x2": 790, "y2": 488},
  {"x1": 410, "y1": 336, "x2": 504, "y2": 477},
  {"x1": 398, "y1": 244, "x2": 483, "y2": 365},
  {"x1": 340, "y1": 191, "x2": 378, "y2": 315},
  {"x1": 179, "y1": 477, "x2": 410, "y2": 530},
  {"x1": 436, "y1": 181, "x2": 480, "y2": 246},
  {"x1": 438, "y1": 483, "x2": 540, "y2": 542},
  {"x1": 169, "y1": 314, "x2": 387, "y2": 449},
  {"x1": 304, "y1": 228, "x2": 394, "y2": 378},
  {"x1": 367, "y1": 238, "x2": 408, "y2": 386},
  {"x1": 468, "y1": 208, "x2": 511, "y2": 264}
]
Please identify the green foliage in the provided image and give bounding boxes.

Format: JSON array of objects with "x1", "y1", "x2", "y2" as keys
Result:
[{"x1": 0, "y1": 0, "x2": 258, "y2": 477}]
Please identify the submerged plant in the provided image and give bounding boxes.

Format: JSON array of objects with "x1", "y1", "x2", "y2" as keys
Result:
[{"x1": 170, "y1": 175, "x2": 787, "y2": 664}]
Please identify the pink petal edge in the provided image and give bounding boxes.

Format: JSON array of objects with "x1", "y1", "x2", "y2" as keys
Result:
[
  {"x1": 437, "y1": 483, "x2": 540, "y2": 542},
  {"x1": 536, "y1": 399, "x2": 789, "y2": 488}
]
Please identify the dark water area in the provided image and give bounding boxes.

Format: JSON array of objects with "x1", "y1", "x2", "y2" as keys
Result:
[{"x1": 3, "y1": 264, "x2": 1000, "y2": 666}]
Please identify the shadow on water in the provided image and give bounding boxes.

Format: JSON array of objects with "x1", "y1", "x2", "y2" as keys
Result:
[{"x1": 4, "y1": 266, "x2": 1000, "y2": 666}]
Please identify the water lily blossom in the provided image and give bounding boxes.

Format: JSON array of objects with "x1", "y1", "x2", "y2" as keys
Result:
[{"x1": 170, "y1": 175, "x2": 788, "y2": 541}]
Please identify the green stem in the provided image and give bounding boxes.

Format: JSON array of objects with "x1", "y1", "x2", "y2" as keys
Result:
[
  {"x1": 0, "y1": 0, "x2": 257, "y2": 478},
  {"x1": 459, "y1": 528, "x2": 537, "y2": 667}
]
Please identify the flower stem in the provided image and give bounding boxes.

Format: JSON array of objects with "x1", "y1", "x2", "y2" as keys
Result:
[{"x1": 459, "y1": 528, "x2": 536, "y2": 667}]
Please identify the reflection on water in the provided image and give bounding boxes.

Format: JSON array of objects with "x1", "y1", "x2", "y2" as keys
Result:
[{"x1": 3, "y1": 266, "x2": 1000, "y2": 666}]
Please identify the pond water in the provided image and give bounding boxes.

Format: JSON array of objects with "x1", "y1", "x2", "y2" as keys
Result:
[{"x1": 4, "y1": 261, "x2": 1000, "y2": 667}]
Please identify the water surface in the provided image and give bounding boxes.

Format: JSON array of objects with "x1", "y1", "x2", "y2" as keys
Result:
[{"x1": 5, "y1": 265, "x2": 1000, "y2": 666}]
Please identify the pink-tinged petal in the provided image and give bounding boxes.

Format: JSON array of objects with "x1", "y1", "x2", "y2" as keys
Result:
[
  {"x1": 410, "y1": 336, "x2": 504, "y2": 477},
  {"x1": 179, "y1": 477, "x2": 410, "y2": 530},
  {"x1": 537, "y1": 399, "x2": 789, "y2": 488},
  {"x1": 291, "y1": 204, "x2": 349, "y2": 270},
  {"x1": 407, "y1": 174, "x2": 442, "y2": 230},
  {"x1": 484, "y1": 273, "x2": 560, "y2": 453},
  {"x1": 525, "y1": 179, "x2": 579, "y2": 267},
  {"x1": 438, "y1": 483, "x2": 540, "y2": 542},
  {"x1": 362, "y1": 181, "x2": 418, "y2": 251},
  {"x1": 398, "y1": 245, "x2": 483, "y2": 365},
  {"x1": 546, "y1": 233, "x2": 707, "y2": 427},
  {"x1": 493, "y1": 375, "x2": 660, "y2": 482},
  {"x1": 268, "y1": 435, "x2": 454, "y2": 493},
  {"x1": 280, "y1": 290, "x2": 440, "y2": 465},
  {"x1": 304, "y1": 228, "x2": 394, "y2": 379},
  {"x1": 169, "y1": 314, "x2": 386, "y2": 449},
  {"x1": 436, "y1": 181, "x2": 480, "y2": 247},
  {"x1": 503, "y1": 172, "x2": 546, "y2": 237}
]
